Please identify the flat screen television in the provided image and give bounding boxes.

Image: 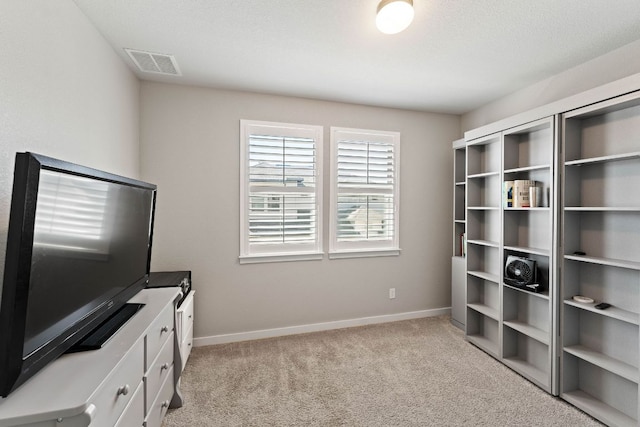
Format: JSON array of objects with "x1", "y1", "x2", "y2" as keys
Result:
[{"x1": 0, "y1": 152, "x2": 157, "y2": 397}]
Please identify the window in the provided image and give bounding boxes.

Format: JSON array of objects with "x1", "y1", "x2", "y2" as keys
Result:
[
  {"x1": 330, "y1": 127, "x2": 400, "y2": 258},
  {"x1": 240, "y1": 120, "x2": 323, "y2": 263}
]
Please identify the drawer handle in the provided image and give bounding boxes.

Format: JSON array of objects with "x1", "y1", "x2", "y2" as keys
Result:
[
  {"x1": 117, "y1": 384, "x2": 130, "y2": 396},
  {"x1": 161, "y1": 400, "x2": 170, "y2": 408},
  {"x1": 161, "y1": 362, "x2": 170, "y2": 371},
  {"x1": 188, "y1": 342, "x2": 192, "y2": 347},
  {"x1": 188, "y1": 315, "x2": 192, "y2": 319},
  {"x1": 161, "y1": 326, "x2": 169, "y2": 333}
]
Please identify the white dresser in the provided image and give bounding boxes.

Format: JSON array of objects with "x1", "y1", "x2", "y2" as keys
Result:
[{"x1": 0, "y1": 288, "x2": 181, "y2": 427}]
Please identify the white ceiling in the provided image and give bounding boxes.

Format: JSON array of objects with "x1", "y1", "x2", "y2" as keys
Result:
[{"x1": 73, "y1": 0, "x2": 640, "y2": 114}]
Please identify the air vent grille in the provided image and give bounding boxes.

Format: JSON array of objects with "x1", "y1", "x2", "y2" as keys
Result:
[{"x1": 124, "y1": 49, "x2": 181, "y2": 76}]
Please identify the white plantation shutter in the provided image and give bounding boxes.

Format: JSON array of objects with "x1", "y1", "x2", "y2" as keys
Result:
[
  {"x1": 330, "y1": 128, "x2": 400, "y2": 257},
  {"x1": 240, "y1": 120, "x2": 323, "y2": 262}
]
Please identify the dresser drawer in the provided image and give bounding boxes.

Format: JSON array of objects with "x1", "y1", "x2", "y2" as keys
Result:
[
  {"x1": 146, "y1": 303, "x2": 174, "y2": 370},
  {"x1": 176, "y1": 291, "x2": 194, "y2": 345},
  {"x1": 180, "y1": 324, "x2": 193, "y2": 371},
  {"x1": 145, "y1": 331, "x2": 174, "y2": 412},
  {"x1": 144, "y1": 366, "x2": 174, "y2": 427},
  {"x1": 114, "y1": 381, "x2": 144, "y2": 427},
  {"x1": 90, "y1": 338, "x2": 144, "y2": 427}
]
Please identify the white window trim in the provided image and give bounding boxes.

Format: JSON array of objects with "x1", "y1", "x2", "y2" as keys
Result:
[
  {"x1": 240, "y1": 120, "x2": 323, "y2": 264},
  {"x1": 329, "y1": 127, "x2": 401, "y2": 258}
]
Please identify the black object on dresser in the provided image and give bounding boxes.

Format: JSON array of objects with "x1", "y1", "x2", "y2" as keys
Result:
[{"x1": 148, "y1": 271, "x2": 192, "y2": 307}]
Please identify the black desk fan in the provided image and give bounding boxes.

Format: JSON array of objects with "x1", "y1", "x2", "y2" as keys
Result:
[{"x1": 504, "y1": 255, "x2": 540, "y2": 292}]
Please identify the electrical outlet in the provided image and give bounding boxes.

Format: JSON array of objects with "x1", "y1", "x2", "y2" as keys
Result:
[{"x1": 389, "y1": 288, "x2": 396, "y2": 299}]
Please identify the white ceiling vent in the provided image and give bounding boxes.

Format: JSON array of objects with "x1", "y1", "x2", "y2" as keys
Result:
[{"x1": 124, "y1": 49, "x2": 181, "y2": 76}]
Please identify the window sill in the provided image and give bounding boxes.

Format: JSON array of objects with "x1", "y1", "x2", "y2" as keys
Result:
[
  {"x1": 328, "y1": 248, "x2": 401, "y2": 260},
  {"x1": 239, "y1": 252, "x2": 324, "y2": 264}
]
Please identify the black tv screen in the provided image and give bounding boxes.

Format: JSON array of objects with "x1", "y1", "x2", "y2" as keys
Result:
[{"x1": 0, "y1": 152, "x2": 156, "y2": 397}]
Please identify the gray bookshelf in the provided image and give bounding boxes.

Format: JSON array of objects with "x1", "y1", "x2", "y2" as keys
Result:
[
  {"x1": 559, "y1": 91, "x2": 640, "y2": 426},
  {"x1": 451, "y1": 138, "x2": 466, "y2": 330},
  {"x1": 462, "y1": 75, "x2": 640, "y2": 426},
  {"x1": 464, "y1": 118, "x2": 557, "y2": 394},
  {"x1": 465, "y1": 133, "x2": 501, "y2": 358},
  {"x1": 501, "y1": 117, "x2": 556, "y2": 394}
]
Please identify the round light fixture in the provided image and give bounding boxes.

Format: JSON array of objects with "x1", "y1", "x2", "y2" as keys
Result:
[{"x1": 376, "y1": 0, "x2": 414, "y2": 34}]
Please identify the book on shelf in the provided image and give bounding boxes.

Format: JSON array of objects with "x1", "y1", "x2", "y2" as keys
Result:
[
  {"x1": 503, "y1": 181, "x2": 514, "y2": 208},
  {"x1": 459, "y1": 232, "x2": 466, "y2": 257},
  {"x1": 513, "y1": 180, "x2": 536, "y2": 208}
]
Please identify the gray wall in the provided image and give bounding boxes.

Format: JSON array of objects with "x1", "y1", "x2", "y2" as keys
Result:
[
  {"x1": 462, "y1": 39, "x2": 640, "y2": 131},
  {"x1": 0, "y1": 1, "x2": 140, "y2": 282},
  {"x1": 140, "y1": 82, "x2": 460, "y2": 340}
]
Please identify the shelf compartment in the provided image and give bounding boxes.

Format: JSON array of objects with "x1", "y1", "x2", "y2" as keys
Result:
[
  {"x1": 562, "y1": 305, "x2": 638, "y2": 376},
  {"x1": 504, "y1": 207, "x2": 550, "y2": 212},
  {"x1": 466, "y1": 208, "x2": 500, "y2": 244},
  {"x1": 563, "y1": 158, "x2": 640, "y2": 208},
  {"x1": 467, "y1": 239, "x2": 499, "y2": 248},
  {"x1": 466, "y1": 309, "x2": 499, "y2": 358},
  {"x1": 503, "y1": 209, "x2": 551, "y2": 253},
  {"x1": 503, "y1": 327, "x2": 551, "y2": 391},
  {"x1": 503, "y1": 245, "x2": 549, "y2": 257},
  {"x1": 562, "y1": 260, "x2": 639, "y2": 322},
  {"x1": 467, "y1": 274, "x2": 499, "y2": 321},
  {"x1": 503, "y1": 283, "x2": 549, "y2": 300},
  {"x1": 467, "y1": 270, "x2": 499, "y2": 284},
  {"x1": 467, "y1": 171, "x2": 500, "y2": 179},
  {"x1": 563, "y1": 96, "x2": 640, "y2": 163},
  {"x1": 565, "y1": 151, "x2": 640, "y2": 166},
  {"x1": 503, "y1": 117, "x2": 553, "y2": 171},
  {"x1": 503, "y1": 320, "x2": 548, "y2": 345},
  {"x1": 564, "y1": 298, "x2": 639, "y2": 326},
  {"x1": 503, "y1": 286, "x2": 550, "y2": 344},
  {"x1": 563, "y1": 210, "x2": 640, "y2": 267},
  {"x1": 453, "y1": 221, "x2": 465, "y2": 257},
  {"x1": 454, "y1": 145, "x2": 466, "y2": 183},
  {"x1": 466, "y1": 245, "x2": 500, "y2": 281},
  {"x1": 503, "y1": 250, "x2": 550, "y2": 294},
  {"x1": 564, "y1": 345, "x2": 638, "y2": 383},
  {"x1": 503, "y1": 164, "x2": 551, "y2": 174},
  {"x1": 503, "y1": 357, "x2": 550, "y2": 391},
  {"x1": 467, "y1": 303, "x2": 498, "y2": 321},
  {"x1": 454, "y1": 184, "x2": 465, "y2": 221},
  {"x1": 562, "y1": 354, "x2": 638, "y2": 427},
  {"x1": 562, "y1": 390, "x2": 637, "y2": 427},
  {"x1": 467, "y1": 173, "x2": 501, "y2": 208},
  {"x1": 467, "y1": 206, "x2": 499, "y2": 211},
  {"x1": 564, "y1": 254, "x2": 640, "y2": 271},
  {"x1": 467, "y1": 134, "x2": 501, "y2": 176},
  {"x1": 565, "y1": 207, "x2": 640, "y2": 212}
]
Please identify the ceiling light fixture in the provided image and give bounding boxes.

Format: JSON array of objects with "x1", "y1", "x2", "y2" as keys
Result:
[{"x1": 376, "y1": 0, "x2": 414, "y2": 34}]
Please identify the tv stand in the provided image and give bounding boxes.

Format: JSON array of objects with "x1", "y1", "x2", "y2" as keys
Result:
[
  {"x1": 67, "y1": 303, "x2": 145, "y2": 353},
  {"x1": 0, "y1": 288, "x2": 181, "y2": 427}
]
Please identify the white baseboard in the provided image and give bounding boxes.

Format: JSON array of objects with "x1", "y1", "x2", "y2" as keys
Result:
[{"x1": 193, "y1": 307, "x2": 451, "y2": 347}]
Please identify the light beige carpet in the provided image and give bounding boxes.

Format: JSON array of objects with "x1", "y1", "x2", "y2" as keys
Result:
[{"x1": 163, "y1": 316, "x2": 601, "y2": 426}]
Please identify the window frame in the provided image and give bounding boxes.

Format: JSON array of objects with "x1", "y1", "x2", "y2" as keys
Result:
[
  {"x1": 239, "y1": 120, "x2": 323, "y2": 264},
  {"x1": 329, "y1": 127, "x2": 401, "y2": 259}
]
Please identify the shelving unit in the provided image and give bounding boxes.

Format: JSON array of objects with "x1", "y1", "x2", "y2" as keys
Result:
[
  {"x1": 501, "y1": 117, "x2": 556, "y2": 394},
  {"x1": 451, "y1": 139, "x2": 466, "y2": 330},
  {"x1": 464, "y1": 118, "x2": 557, "y2": 394},
  {"x1": 559, "y1": 91, "x2": 640, "y2": 426},
  {"x1": 465, "y1": 133, "x2": 501, "y2": 357}
]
